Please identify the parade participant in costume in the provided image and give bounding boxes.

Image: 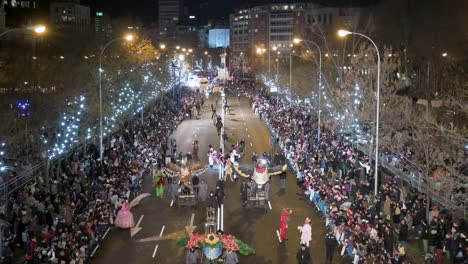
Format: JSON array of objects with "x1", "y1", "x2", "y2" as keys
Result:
[
  {"x1": 224, "y1": 159, "x2": 234, "y2": 182},
  {"x1": 208, "y1": 150, "x2": 214, "y2": 168},
  {"x1": 233, "y1": 158, "x2": 287, "y2": 201},
  {"x1": 198, "y1": 180, "x2": 208, "y2": 202},
  {"x1": 153, "y1": 165, "x2": 165, "y2": 198},
  {"x1": 299, "y1": 217, "x2": 312, "y2": 247},
  {"x1": 279, "y1": 208, "x2": 293, "y2": 241},
  {"x1": 115, "y1": 201, "x2": 135, "y2": 228}
]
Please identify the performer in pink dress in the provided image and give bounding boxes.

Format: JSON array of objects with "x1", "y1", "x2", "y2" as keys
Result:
[
  {"x1": 115, "y1": 201, "x2": 135, "y2": 229},
  {"x1": 300, "y1": 217, "x2": 312, "y2": 247}
]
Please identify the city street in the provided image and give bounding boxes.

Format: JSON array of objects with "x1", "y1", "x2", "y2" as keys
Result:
[{"x1": 93, "y1": 93, "x2": 343, "y2": 264}]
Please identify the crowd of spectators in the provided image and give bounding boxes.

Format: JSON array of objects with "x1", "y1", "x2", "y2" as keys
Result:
[
  {"x1": 227, "y1": 81, "x2": 467, "y2": 264},
  {"x1": 0, "y1": 90, "x2": 196, "y2": 264}
]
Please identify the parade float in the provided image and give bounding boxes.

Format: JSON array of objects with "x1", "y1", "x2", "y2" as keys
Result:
[
  {"x1": 233, "y1": 159, "x2": 287, "y2": 209},
  {"x1": 164, "y1": 157, "x2": 207, "y2": 206},
  {"x1": 176, "y1": 233, "x2": 254, "y2": 262}
]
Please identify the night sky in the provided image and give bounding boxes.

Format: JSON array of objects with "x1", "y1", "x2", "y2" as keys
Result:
[{"x1": 89, "y1": 0, "x2": 377, "y2": 25}]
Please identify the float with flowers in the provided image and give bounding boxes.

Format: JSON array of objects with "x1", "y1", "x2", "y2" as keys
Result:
[{"x1": 176, "y1": 233, "x2": 254, "y2": 262}]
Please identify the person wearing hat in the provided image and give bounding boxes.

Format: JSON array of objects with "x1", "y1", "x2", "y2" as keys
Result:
[{"x1": 296, "y1": 244, "x2": 311, "y2": 264}]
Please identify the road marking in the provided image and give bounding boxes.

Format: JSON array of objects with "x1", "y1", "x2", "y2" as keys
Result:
[
  {"x1": 276, "y1": 230, "x2": 282, "y2": 243},
  {"x1": 136, "y1": 215, "x2": 144, "y2": 226},
  {"x1": 152, "y1": 225, "x2": 166, "y2": 258},
  {"x1": 91, "y1": 245, "x2": 100, "y2": 257},
  {"x1": 248, "y1": 134, "x2": 250, "y2": 138},
  {"x1": 250, "y1": 142, "x2": 253, "y2": 147},
  {"x1": 102, "y1": 227, "x2": 110, "y2": 239},
  {"x1": 159, "y1": 225, "x2": 166, "y2": 237},
  {"x1": 170, "y1": 200, "x2": 174, "y2": 207},
  {"x1": 152, "y1": 244, "x2": 159, "y2": 258},
  {"x1": 244, "y1": 122, "x2": 246, "y2": 126},
  {"x1": 194, "y1": 134, "x2": 197, "y2": 138},
  {"x1": 268, "y1": 201, "x2": 272, "y2": 210},
  {"x1": 245, "y1": 128, "x2": 248, "y2": 131}
]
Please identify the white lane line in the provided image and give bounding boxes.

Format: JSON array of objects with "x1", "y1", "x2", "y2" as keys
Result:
[
  {"x1": 152, "y1": 244, "x2": 159, "y2": 258},
  {"x1": 268, "y1": 201, "x2": 272, "y2": 210},
  {"x1": 170, "y1": 200, "x2": 174, "y2": 207},
  {"x1": 276, "y1": 230, "x2": 282, "y2": 243},
  {"x1": 250, "y1": 142, "x2": 253, "y2": 147},
  {"x1": 152, "y1": 225, "x2": 165, "y2": 258},
  {"x1": 102, "y1": 227, "x2": 110, "y2": 239},
  {"x1": 248, "y1": 134, "x2": 250, "y2": 138},
  {"x1": 194, "y1": 134, "x2": 197, "y2": 138},
  {"x1": 91, "y1": 245, "x2": 100, "y2": 257},
  {"x1": 136, "y1": 215, "x2": 144, "y2": 227},
  {"x1": 245, "y1": 128, "x2": 248, "y2": 131}
]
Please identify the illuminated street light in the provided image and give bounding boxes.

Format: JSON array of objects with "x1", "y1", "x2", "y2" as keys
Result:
[
  {"x1": 442, "y1": 52, "x2": 448, "y2": 57},
  {"x1": 98, "y1": 33, "x2": 135, "y2": 164},
  {"x1": 338, "y1": 29, "x2": 381, "y2": 195},
  {"x1": 293, "y1": 37, "x2": 302, "y2": 44},
  {"x1": 176, "y1": 46, "x2": 180, "y2": 50},
  {"x1": 0, "y1": 24, "x2": 47, "y2": 37},
  {"x1": 179, "y1": 54, "x2": 185, "y2": 61},
  {"x1": 33, "y1": 25, "x2": 46, "y2": 34},
  {"x1": 290, "y1": 37, "x2": 323, "y2": 143},
  {"x1": 188, "y1": 49, "x2": 193, "y2": 53},
  {"x1": 160, "y1": 44, "x2": 166, "y2": 50},
  {"x1": 338, "y1": 29, "x2": 352, "y2": 37}
]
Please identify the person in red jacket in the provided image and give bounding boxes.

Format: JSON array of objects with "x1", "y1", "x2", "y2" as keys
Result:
[{"x1": 279, "y1": 208, "x2": 293, "y2": 241}]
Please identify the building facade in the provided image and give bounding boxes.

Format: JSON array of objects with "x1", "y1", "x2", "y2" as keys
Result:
[
  {"x1": 158, "y1": 0, "x2": 184, "y2": 37},
  {"x1": 230, "y1": 3, "x2": 361, "y2": 65},
  {"x1": 50, "y1": 0, "x2": 90, "y2": 31}
]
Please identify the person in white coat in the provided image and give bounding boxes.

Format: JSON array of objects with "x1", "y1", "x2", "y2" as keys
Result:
[{"x1": 299, "y1": 217, "x2": 312, "y2": 247}]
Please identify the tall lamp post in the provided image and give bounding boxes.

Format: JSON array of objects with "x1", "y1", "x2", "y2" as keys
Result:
[
  {"x1": 338, "y1": 29, "x2": 381, "y2": 195},
  {"x1": 98, "y1": 34, "x2": 134, "y2": 164},
  {"x1": 293, "y1": 38, "x2": 322, "y2": 144},
  {"x1": 269, "y1": 46, "x2": 277, "y2": 76},
  {"x1": 0, "y1": 24, "x2": 46, "y2": 38}
]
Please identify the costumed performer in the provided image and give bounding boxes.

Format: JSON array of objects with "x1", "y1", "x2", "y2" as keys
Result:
[
  {"x1": 115, "y1": 200, "x2": 135, "y2": 228},
  {"x1": 153, "y1": 164, "x2": 165, "y2": 198},
  {"x1": 299, "y1": 217, "x2": 312, "y2": 247},
  {"x1": 279, "y1": 208, "x2": 293, "y2": 241}
]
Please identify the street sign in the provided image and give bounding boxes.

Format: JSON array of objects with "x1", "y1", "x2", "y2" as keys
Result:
[
  {"x1": 96, "y1": 12, "x2": 103, "y2": 17},
  {"x1": 270, "y1": 87, "x2": 278, "y2": 93}
]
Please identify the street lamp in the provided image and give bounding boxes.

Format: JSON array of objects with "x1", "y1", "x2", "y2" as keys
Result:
[
  {"x1": 338, "y1": 29, "x2": 381, "y2": 195},
  {"x1": 269, "y1": 46, "x2": 278, "y2": 75},
  {"x1": 98, "y1": 34, "x2": 134, "y2": 164},
  {"x1": 0, "y1": 24, "x2": 46, "y2": 37},
  {"x1": 292, "y1": 37, "x2": 322, "y2": 146},
  {"x1": 160, "y1": 44, "x2": 166, "y2": 50}
]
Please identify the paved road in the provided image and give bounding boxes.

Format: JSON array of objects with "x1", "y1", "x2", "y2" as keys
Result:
[{"x1": 93, "y1": 93, "x2": 344, "y2": 264}]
